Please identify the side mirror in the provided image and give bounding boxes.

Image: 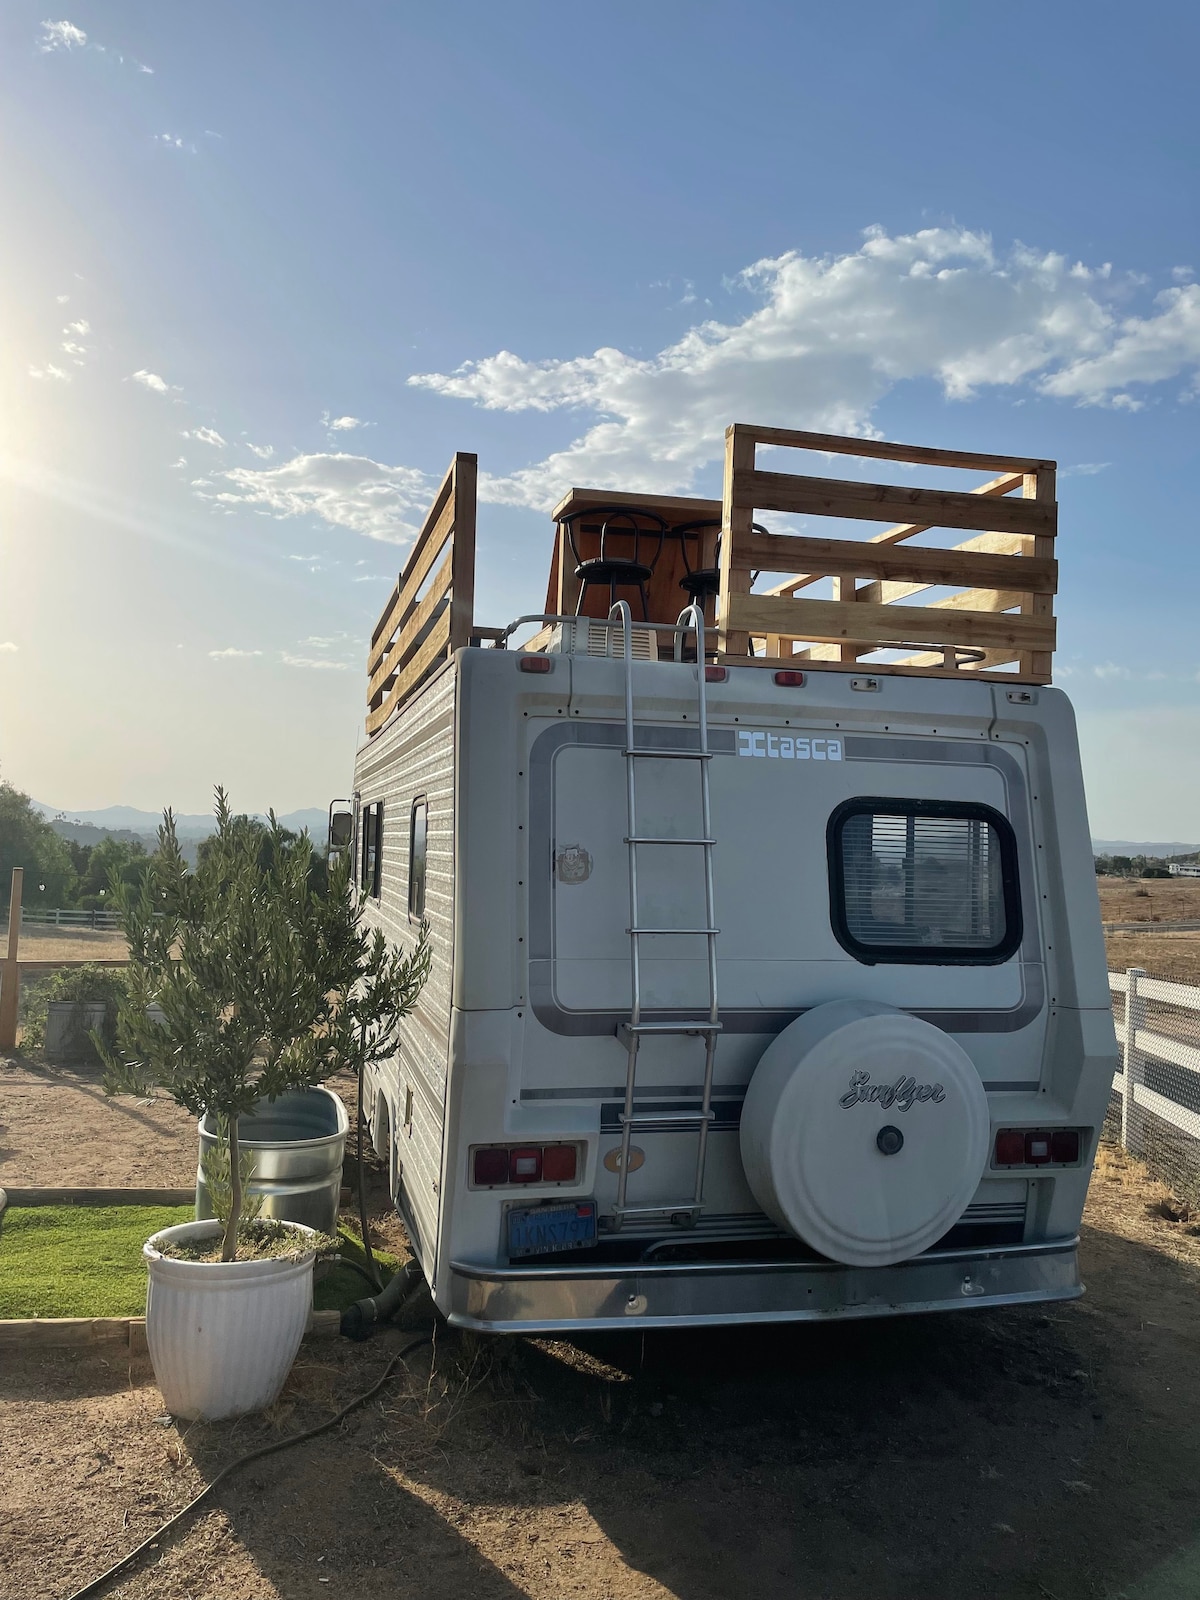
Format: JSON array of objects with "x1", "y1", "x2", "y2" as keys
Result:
[{"x1": 328, "y1": 804, "x2": 353, "y2": 854}]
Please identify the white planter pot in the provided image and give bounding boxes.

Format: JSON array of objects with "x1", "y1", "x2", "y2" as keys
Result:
[{"x1": 143, "y1": 1219, "x2": 316, "y2": 1421}]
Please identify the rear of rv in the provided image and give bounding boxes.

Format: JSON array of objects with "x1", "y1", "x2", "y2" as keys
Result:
[{"x1": 356, "y1": 645, "x2": 1116, "y2": 1333}]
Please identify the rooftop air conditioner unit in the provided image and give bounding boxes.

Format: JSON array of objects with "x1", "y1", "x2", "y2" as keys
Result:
[{"x1": 544, "y1": 618, "x2": 657, "y2": 661}]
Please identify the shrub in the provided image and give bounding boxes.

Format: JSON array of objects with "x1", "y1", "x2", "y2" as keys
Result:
[{"x1": 19, "y1": 963, "x2": 130, "y2": 1056}]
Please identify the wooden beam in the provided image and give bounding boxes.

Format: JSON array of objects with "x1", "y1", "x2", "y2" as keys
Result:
[
  {"x1": 718, "y1": 424, "x2": 755, "y2": 657},
  {"x1": 369, "y1": 459, "x2": 457, "y2": 650},
  {"x1": 729, "y1": 425, "x2": 1054, "y2": 476},
  {"x1": 735, "y1": 468, "x2": 1056, "y2": 538},
  {"x1": 550, "y1": 487, "x2": 722, "y2": 525},
  {"x1": 715, "y1": 651, "x2": 1052, "y2": 685},
  {"x1": 1021, "y1": 465, "x2": 1056, "y2": 680},
  {"x1": 0, "y1": 867, "x2": 22, "y2": 1052},
  {"x1": 448, "y1": 452, "x2": 477, "y2": 653},
  {"x1": 367, "y1": 489, "x2": 455, "y2": 677},
  {"x1": 724, "y1": 592, "x2": 1056, "y2": 654},
  {"x1": 731, "y1": 528, "x2": 1056, "y2": 593}
]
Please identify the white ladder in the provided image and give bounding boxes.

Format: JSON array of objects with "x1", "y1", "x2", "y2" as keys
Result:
[{"x1": 609, "y1": 600, "x2": 720, "y2": 1229}]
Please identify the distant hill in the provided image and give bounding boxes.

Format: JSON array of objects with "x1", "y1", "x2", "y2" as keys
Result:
[
  {"x1": 1093, "y1": 840, "x2": 1200, "y2": 859},
  {"x1": 35, "y1": 802, "x2": 329, "y2": 844}
]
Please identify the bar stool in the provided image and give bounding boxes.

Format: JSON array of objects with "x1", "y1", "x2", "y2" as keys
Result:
[
  {"x1": 560, "y1": 505, "x2": 668, "y2": 621},
  {"x1": 675, "y1": 519, "x2": 769, "y2": 654}
]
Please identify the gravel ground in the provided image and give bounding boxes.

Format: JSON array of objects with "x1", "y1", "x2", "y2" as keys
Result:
[{"x1": 3, "y1": 1148, "x2": 1200, "y2": 1600}]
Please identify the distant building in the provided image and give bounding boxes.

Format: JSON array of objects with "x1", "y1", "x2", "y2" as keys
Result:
[{"x1": 1168, "y1": 863, "x2": 1200, "y2": 878}]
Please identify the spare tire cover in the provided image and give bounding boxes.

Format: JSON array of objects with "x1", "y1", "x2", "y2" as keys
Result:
[{"x1": 739, "y1": 999, "x2": 989, "y2": 1268}]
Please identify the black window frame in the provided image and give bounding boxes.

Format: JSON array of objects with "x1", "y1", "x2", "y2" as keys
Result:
[
  {"x1": 360, "y1": 801, "x2": 383, "y2": 900},
  {"x1": 827, "y1": 796, "x2": 1023, "y2": 967},
  {"x1": 408, "y1": 794, "x2": 429, "y2": 922}
]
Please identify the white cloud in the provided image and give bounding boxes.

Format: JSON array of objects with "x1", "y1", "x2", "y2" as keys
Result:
[
  {"x1": 56, "y1": 294, "x2": 70, "y2": 304},
  {"x1": 64, "y1": 319, "x2": 90, "y2": 336},
  {"x1": 281, "y1": 652, "x2": 351, "y2": 671},
  {"x1": 169, "y1": 456, "x2": 187, "y2": 469},
  {"x1": 0, "y1": 641, "x2": 18, "y2": 652},
  {"x1": 1093, "y1": 662, "x2": 1132, "y2": 680},
  {"x1": 130, "y1": 369, "x2": 175, "y2": 394},
  {"x1": 61, "y1": 340, "x2": 88, "y2": 359},
  {"x1": 1172, "y1": 266, "x2": 1195, "y2": 282},
  {"x1": 183, "y1": 427, "x2": 227, "y2": 447},
  {"x1": 205, "y1": 453, "x2": 433, "y2": 544},
  {"x1": 155, "y1": 133, "x2": 195, "y2": 153},
  {"x1": 407, "y1": 227, "x2": 1200, "y2": 508},
  {"x1": 39, "y1": 20, "x2": 87, "y2": 51},
  {"x1": 29, "y1": 363, "x2": 70, "y2": 382},
  {"x1": 1062, "y1": 462, "x2": 1111, "y2": 477},
  {"x1": 208, "y1": 647, "x2": 263, "y2": 659},
  {"x1": 322, "y1": 413, "x2": 366, "y2": 432},
  {"x1": 39, "y1": 18, "x2": 152, "y2": 70},
  {"x1": 244, "y1": 442, "x2": 274, "y2": 459}
]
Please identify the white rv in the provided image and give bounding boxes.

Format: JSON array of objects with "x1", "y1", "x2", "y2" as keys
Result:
[{"x1": 345, "y1": 427, "x2": 1117, "y2": 1332}]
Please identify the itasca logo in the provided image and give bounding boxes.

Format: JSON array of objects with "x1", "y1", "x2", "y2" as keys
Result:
[
  {"x1": 839, "y1": 1071, "x2": 946, "y2": 1112},
  {"x1": 736, "y1": 730, "x2": 843, "y2": 760}
]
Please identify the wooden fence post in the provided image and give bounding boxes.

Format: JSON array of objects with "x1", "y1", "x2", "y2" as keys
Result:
[
  {"x1": 1122, "y1": 966, "x2": 1146, "y2": 1154},
  {"x1": 0, "y1": 867, "x2": 24, "y2": 1053}
]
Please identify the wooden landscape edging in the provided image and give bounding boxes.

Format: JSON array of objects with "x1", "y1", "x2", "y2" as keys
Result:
[
  {"x1": 0, "y1": 1308, "x2": 342, "y2": 1353},
  {"x1": 2, "y1": 1187, "x2": 196, "y2": 1207}
]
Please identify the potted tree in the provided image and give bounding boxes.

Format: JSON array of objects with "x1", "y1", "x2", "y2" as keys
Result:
[{"x1": 102, "y1": 791, "x2": 429, "y2": 1420}]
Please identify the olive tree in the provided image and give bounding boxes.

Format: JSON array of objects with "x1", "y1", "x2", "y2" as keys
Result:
[{"x1": 103, "y1": 790, "x2": 430, "y2": 1261}]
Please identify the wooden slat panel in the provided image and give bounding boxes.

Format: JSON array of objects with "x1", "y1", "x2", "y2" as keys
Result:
[
  {"x1": 369, "y1": 460, "x2": 457, "y2": 651},
  {"x1": 367, "y1": 489, "x2": 455, "y2": 676},
  {"x1": 733, "y1": 425, "x2": 1053, "y2": 475},
  {"x1": 731, "y1": 529, "x2": 1057, "y2": 592},
  {"x1": 760, "y1": 481, "x2": 1030, "y2": 600},
  {"x1": 736, "y1": 468, "x2": 1057, "y2": 538},
  {"x1": 368, "y1": 548, "x2": 453, "y2": 701},
  {"x1": 724, "y1": 592, "x2": 1056, "y2": 653},
  {"x1": 365, "y1": 613, "x2": 452, "y2": 735}
]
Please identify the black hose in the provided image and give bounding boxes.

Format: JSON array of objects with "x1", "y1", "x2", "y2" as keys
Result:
[
  {"x1": 60, "y1": 1332, "x2": 433, "y2": 1600},
  {"x1": 340, "y1": 1256, "x2": 424, "y2": 1340}
]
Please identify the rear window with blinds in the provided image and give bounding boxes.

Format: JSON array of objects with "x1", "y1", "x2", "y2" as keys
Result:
[{"x1": 828, "y1": 799, "x2": 1022, "y2": 965}]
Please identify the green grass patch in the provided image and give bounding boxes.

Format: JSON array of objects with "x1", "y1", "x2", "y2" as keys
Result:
[
  {"x1": 0, "y1": 1205, "x2": 193, "y2": 1318},
  {"x1": 0, "y1": 1208, "x2": 404, "y2": 1320}
]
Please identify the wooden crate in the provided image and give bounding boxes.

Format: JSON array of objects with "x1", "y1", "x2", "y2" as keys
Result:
[{"x1": 717, "y1": 424, "x2": 1057, "y2": 682}]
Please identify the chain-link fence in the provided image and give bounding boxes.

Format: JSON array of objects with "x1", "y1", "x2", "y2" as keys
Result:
[{"x1": 1108, "y1": 967, "x2": 1200, "y2": 1205}]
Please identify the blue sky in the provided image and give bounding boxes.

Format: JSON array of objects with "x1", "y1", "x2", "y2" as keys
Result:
[{"x1": 1, "y1": 2, "x2": 1198, "y2": 835}]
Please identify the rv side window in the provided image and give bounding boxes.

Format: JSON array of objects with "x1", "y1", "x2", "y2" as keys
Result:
[
  {"x1": 361, "y1": 802, "x2": 383, "y2": 899},
  {"x1": 408, "y1": 796, "x2": 428, "y2": 921},
  {"x1": 828, "y1": 799, "x2": 1021, "y2": 965}
]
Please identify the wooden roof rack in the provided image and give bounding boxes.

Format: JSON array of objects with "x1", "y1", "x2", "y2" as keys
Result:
[
  {"x1": 716, "y1": 424, "x2": 1057, "y2": 682},
  {"x1": 365, "y1": 425, "x2": 1059, "y2": 731}
]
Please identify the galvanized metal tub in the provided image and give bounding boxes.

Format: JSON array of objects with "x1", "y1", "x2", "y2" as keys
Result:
[{"x1": 195, "y1": 1087, "x2": 348, "y2": 1234}]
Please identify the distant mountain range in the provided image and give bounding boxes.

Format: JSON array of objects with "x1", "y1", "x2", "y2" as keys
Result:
[
  {"x1": 1092, "y1": 839, "x2": 1199, "y2": 858},
  {"x1": 35, "y1": 802, "x2": 328, "y2": 846}
]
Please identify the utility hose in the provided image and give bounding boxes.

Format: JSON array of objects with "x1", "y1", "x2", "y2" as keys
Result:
[
  {"x1": 339, "y1": 1256, "x2": 425, "y2": 1339},
  {"x1": 61, "y1": 1331, "x2": 433, "y2": 1600}
]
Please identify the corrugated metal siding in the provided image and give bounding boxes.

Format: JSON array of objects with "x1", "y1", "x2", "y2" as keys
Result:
[{"x1": 353, "y1": 661, "x2": 456, "y2": 1269}]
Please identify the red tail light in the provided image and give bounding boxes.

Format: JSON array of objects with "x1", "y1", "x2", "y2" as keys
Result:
[
  {"x1": 774, "y1": 670, "x2": 806, "y2": 687},
  {"x1": 1051, "y1": 1130, "x2": 1081, "y2": 1163},
  {"x1": 704, "y1": 666, "x2": 727, "y2": 682},
  {"x1": 994, "y1": 1130, "x2": 1026, "y2": 1166},
  {"x1": 472, "y1": 1147, "x2": 509, "y2": 1186},
  {"x1": 993, "y1": 1128, "x2": 1084, "y2": 1168},
  {"x1": 542, "y1": 1144, "x2": 578, "y2": 1182},
  {"x1": 518, "y1": 655, "x2": 553, "y2": 673},
  {"x1": 509, "y1": 1147, "x2": 543, "y2": 1183}
]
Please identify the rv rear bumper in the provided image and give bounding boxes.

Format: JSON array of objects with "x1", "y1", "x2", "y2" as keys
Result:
[{"x1": 446, "y1": 1237, "x2": 1081, "y2": 1333}]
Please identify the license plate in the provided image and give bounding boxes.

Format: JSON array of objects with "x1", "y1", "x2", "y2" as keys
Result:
[{"x1": 507, "y1": 1200, "x2": 597, "y2": 1259}]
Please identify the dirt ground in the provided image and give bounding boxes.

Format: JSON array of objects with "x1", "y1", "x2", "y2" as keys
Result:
[
  {"x1": 7, "y1": 923, "x2": 130, "y2": 965},
  {"x1": 1096, "y1": 876, "x2": 1200, "y2": 926},
  {"x1": 1, "y1": 1139, "x2": 1199, "y2": 1600}
]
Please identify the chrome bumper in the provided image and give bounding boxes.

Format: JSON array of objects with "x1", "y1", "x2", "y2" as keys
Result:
[{"x1": 446, "y1": 1238, "x2": 1081, "y2": 1333}]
